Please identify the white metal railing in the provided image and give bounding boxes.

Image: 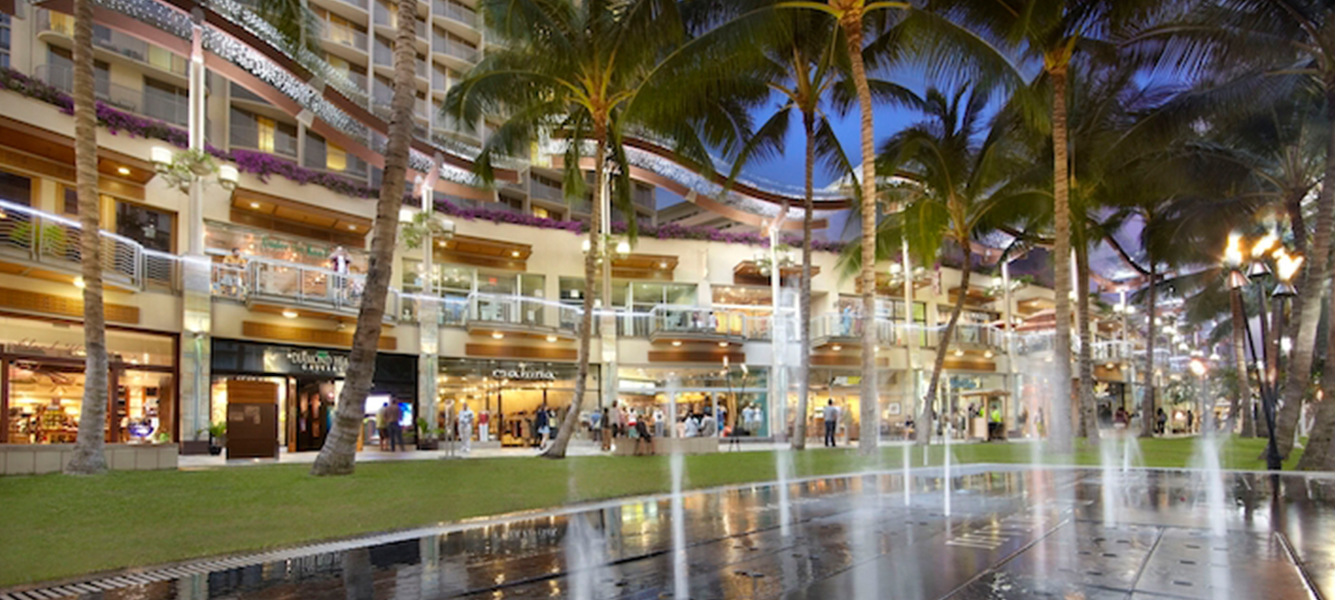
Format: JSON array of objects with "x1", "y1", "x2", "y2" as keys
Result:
[
  {"x1": 0, "y1": 200, "x2": 145, "y2": 288},
  {"x1": 467, "y1": 292, "x2": 580, "y2": 335},
  {"x1": 213, "y1": 255, "x2": 400, "y2": 317},
  {"x1": 34, "y1": 63, "x2": 139, "y2": 113}
]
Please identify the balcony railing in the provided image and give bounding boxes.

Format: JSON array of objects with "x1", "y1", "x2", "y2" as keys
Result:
[
  {"x1": 647, "y1": 305, "x2": 769, "y2": 341},
  {"x1": 323, "y1": 17, "x2": 369, "y2": 51},
  {"x1": 944, "y1": 322, "x2": 1003, "y2": 349},
  {"x1": 810, "y1": 312, "x2": 899, "y2": 346},
  {"x1": 0, "y1": 200, "x2": 163, "y2": 290},
  {"x1": 432, "y1": 36, "x2": 478, "y2": 63},
  {"x1": 212, "y1": 255, "x2": 400, "y2": 318},
  {"x1": 142, "y1": 87, "x2": 188, "y2": 126},
  {"x1": 432, "y1": 0, "x2": 477, "y2": 26},
  {"x1": 467, "y1": 292, "x2": 580, "y2": 335},
  {"x1": 38, "y1": 10, "x2": 188, "y2": 75},
  {"x1": 34, "y1": 63, "x2": 139, "y2": 113},
  {"x1": 229, "y1": 123, "x2": 298, "y2": 157}
]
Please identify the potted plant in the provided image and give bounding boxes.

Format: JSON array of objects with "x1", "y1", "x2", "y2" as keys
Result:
[
  {"x1": 199, "y1": 421, "x2": 226, "y2": 455},
  {"x1": 416, "y1": 417, "x2": 439, "y2": 451}
]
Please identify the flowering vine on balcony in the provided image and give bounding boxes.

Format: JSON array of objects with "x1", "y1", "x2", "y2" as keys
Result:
[{"x1": 0, "y1": 67, "x2": 845, "y2": 253}]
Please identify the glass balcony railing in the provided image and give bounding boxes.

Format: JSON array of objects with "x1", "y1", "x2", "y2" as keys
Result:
[
  {"x1": 647, "y1": 305, "x2": 770, "y2": 341},
  {"x1": 323, "y1": 17, "x2": 368, "y2": 51},
  {"x1": 810, "y1": 312, "x2": 899, "y2": 346},
  {"x1": 142, "y1": 87, "x2": 189, "y2": 126},
  {"x1": 432, "y1": 36, "x2": 478, "y2": 63},
  {"x1": 432, "y1": 0, "x2": 477, "y2": 26},
  {"x1": 34, "y1": 63, "x2": 139, "y2": 113},
  {"x1": 38, "y1": 10, "x2": 188, "y2": 75},
  {"x1": 212, "y1": 255, "x2": 400, "y2": 319},
  {"x1": 467, "y1": 292, "x2": 580, "y2": 336},
  {"x1": 229, "y1": 123, "x2": 298, "y2": 157}
]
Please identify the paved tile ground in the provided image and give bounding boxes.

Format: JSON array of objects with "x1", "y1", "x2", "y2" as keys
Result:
[{"x1": 4, "y1": 465, "x2": 1328, "y2": 600}]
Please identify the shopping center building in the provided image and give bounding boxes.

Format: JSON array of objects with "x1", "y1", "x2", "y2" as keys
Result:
[{"x1": 0, "y1": 0, "x2": 1142, "y2": 460}]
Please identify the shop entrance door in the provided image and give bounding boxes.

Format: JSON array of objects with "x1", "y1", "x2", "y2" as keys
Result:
[
  {"x1": 225, "y1": 379, "x2": 278, "y2": 459},
  {"x1": 291, "y1": 379, "x2": 338, "y2": 452}
]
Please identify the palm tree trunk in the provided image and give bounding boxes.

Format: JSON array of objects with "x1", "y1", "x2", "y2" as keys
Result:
[
  {"x1": 65, "y1": 0, "x2": 108, "y2": 475},
  {"x1": 1139, "y1": 263, "x2": 1156, "y2": 439},
  {"x1": 1232, "y1": 287, "x2": 1254, "y2": 437},
  {"x1": 542, "y1": 123, "x2": 605, "y2": 458},
  {"x1": 309, "y1": 0, "x2": 415, "y2": 475},
  {"x1": 921, "y1": 244, "x2": 971, "y2": 443},
  {"x1": 840, "y1": 14, "x2": 879, "y2": 456},
  {"x1": 1048, "y1": 64, "x2": 1074, "y2": 453},
  {"x1": 1295, "y1": 287, "x2": 1335, "y2": 470},
  {"x1": 792, "y1": 110, "x2": 815, "y2": 451},
  {"x1": 1076, "y1": 241, "x2": 1099, "y2": 443},
  {"x1": 1273, "y1": 87, "x2": 1335, "y2": 460}
]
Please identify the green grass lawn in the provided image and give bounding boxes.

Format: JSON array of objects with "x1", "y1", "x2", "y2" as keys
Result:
[{"x1": 0, "y1": 436, "x2": 1301, "y2": 587}]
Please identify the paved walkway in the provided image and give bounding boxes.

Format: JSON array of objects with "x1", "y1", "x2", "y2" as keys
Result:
[{"x1": 177, "y1": 438, "x2": 808, "y2": 469}]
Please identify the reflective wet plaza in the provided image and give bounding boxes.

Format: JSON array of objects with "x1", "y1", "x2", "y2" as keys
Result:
[{"x1": 5, "y1": 465, "x2": 1333, "y2": 600}]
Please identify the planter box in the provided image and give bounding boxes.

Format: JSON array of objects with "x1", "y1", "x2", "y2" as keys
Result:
[
  {"x1": 611, "y1": 436, "x2": 718, "y2": 456},
  {"x1": 0, "y1": 443, "x2": 178, "y2": 476}
]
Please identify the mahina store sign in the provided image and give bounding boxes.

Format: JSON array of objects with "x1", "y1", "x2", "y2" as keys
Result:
[{"x1": 491, "y1": 368, "x2": 557, "y2": 382}]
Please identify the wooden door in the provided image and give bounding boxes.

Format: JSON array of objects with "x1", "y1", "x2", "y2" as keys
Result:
[{"x1": 226, "y1": 379, "x2": 278, "y2": 459}]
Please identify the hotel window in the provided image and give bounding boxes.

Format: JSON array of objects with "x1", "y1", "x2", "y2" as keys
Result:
[
  {"x1": 0, "y1": 15, "x2": 10, "y2": 68},
  {"x1": 0, "y1": 170, "x2": 32, "y2": 206},
  {"x1": 326, "y1": 143, "x2": 348, "y2": 171},
  {"x1": 115, "y1": 200, "x2": 174, "y2": 252},
  {"x1": 230, "y1": 107, "x2": 296, "y2": 156}
]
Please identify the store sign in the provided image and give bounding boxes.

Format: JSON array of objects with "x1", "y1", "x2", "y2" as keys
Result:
[
  {"x1": 263, "y1": 348, "x2": 349, "y2": 375},
  {"x1": 491, "y1": 368, "x2": 556, "y2": 382}
]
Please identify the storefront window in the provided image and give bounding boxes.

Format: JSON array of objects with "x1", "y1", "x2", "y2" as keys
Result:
[
  {"x1": 617, "y1": 366, "x2": 768, "y2": 437},
  {"x1": 210, "y1": 340, "x2": 417, "y2": 455},
  {"x1": 206, "y1": 221, "x2": 368, "y2": 270},
  {"x1": 2, "y1": 316, "x2": 176, "y2": 445},
  {"x1": 437, "y1": 359, "x2": 595, "y2": 447},
  {"x1": 116, "y1": 200, "x2": 174, "y2": 252}
]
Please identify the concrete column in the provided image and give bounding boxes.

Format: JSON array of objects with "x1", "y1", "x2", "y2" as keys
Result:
[{"x1": 180, "y1": 15, "x2": 211, "y2": 451}]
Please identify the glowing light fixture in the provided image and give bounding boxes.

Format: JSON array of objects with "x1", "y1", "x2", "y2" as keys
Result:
[
  {"x1": 671, "y1": 340, "x2": 682, "y2": 347},
  {"x1": 72, "y1": 276, "x2": 85, "y2": 289},
  {"x1": 831, "y1": 344, "x2": 842, "y2": 351},
  {"x1": 116, "y1": 166, "x2": 131, "y2": 176},
  {"x1": 546, "y1": 335, "x2": 557, "y2": 342},
  {"x1": 282, "y1": 309, "x2": 298, "y2": 318},
  {"x1": 492, "y1": 331, "x2": 504, "y2": 339}
]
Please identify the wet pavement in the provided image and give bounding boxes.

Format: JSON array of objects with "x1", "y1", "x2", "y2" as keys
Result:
[{"x1": 4, "y1": 464, "x2": 1334, "y2": 600}]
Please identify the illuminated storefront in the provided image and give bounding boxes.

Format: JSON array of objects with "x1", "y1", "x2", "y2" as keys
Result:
[
  {"x1": 436, "y1": 358, "x2": 597, "y2": 447},
  {"x1": 617, "y1": 366, "x2": 769, "y2": 437},
  {"x1": 1, "y1": 314, "x2": 178, "y2": 445},
  {"x1": 209, "y1": 339, "x2": 416, "y2": 456}
]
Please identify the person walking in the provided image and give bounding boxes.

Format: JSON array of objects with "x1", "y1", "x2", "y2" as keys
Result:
[
  {"x1": 823, "y1": 400, "x2": 840, "y2": 447},
  {"x1": 599, "y1": 407, "x2": 612, "y2": 451},
  {"x1": 384, "y1": 401, "x2": 403, "y2": 452},
  {"x1": 376, "y1": 402, "x2": 390, "y2": 451},
  {"x1": 457, "y1": 402, "x2": 475, "y2": 454},
  {"x1": 1156, "y1": 408, "x2": 1168, "y2": 435},
  {"x1": 534, "y1": 402, "x2": 551, "y2": 450}
]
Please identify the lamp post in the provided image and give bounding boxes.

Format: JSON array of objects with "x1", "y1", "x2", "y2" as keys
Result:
[{"x1": 1224, "y1": 232, "x2": 1300, "y2": 471}]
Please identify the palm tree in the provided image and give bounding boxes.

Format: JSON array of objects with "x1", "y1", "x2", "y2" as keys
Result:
[
  {"x1": 775, "y1": 0, "x2": 913, "y2": 455},
  {"x1": 864, "y1": 86, "x2": 1044, "y2": 446},
  {"x1": 310, "y1": 0, "x2": 419, "y2": 476},
  {"x1": 723, "y1": 7, "x2": 909, "y2": 450},
  {"x1": 1124, "y1": 0, "x2": 1335, "y2": 461},
  {"x1": 63, "y1": 0, "x2": 108, "y2": 475},
  {"x1": 916, "y1": 0, "x2": 1167, "y2": 452},
  {"x1": 445, "y1": 0, "x2": 763, "y2": 458},
  {"x1": 1296, "y1": 297, "x2": 1335, "y2": 470}
]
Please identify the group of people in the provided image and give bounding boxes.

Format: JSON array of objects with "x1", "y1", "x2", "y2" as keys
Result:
[{"x1": 375, "y1": 401, "x2": 404, "y2": 451}]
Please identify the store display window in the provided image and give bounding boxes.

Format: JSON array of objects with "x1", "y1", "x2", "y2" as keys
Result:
[{"x1": 2, "y1": 315, "x2": 177, "y2": 445}]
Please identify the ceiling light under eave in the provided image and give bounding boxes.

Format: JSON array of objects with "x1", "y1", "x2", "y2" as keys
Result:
[
  {"x1": 492, "y1": 331, "x2": 504, "y2": 339},
  {"x1": 717, "y1": 341, "x2": 728, "y2": 347},
  {"x1": 282, "y1": 309, "x2": 298, "y2": 319},
  {"x1": 954, "y1": 348, "x2": 964, "y2": 357},
  {"x1": 671, "y1": 340, "x2": 682, "y2": 347},
  {"x1": 72, "y1": 276, "x2": 85, "y2": 289},
  {"x1": 546, "y1": 335, "x2": 557, "y2": 342},
  {"x1": 831, "y1": 344, "x2": 842, "y2": 351},
  {"x1": 116, "y1": 166, "x2": 131, "y2": 176}
]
